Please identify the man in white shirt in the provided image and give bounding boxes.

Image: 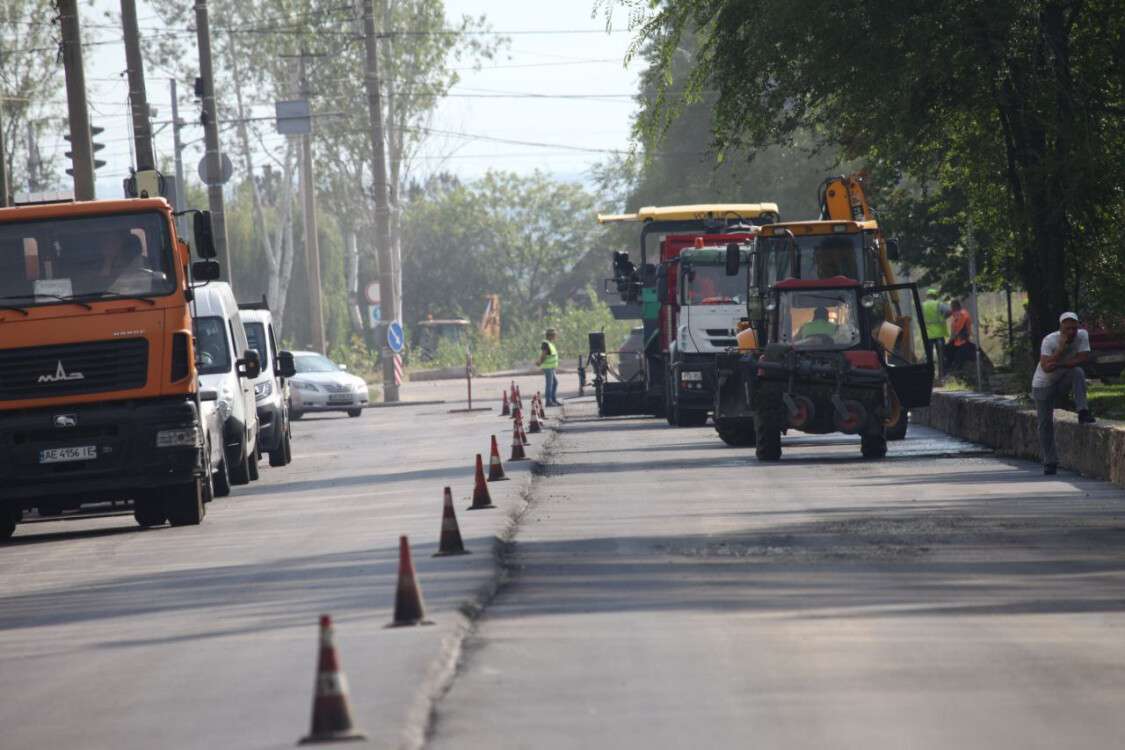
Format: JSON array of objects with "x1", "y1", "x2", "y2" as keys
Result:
[{"x1": 1032, "y1": 311, "x2": 1096, "y2": 475}]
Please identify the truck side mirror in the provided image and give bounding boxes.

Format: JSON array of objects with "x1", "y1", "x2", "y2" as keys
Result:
[
  {"x1": 886, "y1": 237, "x2": 901, "y2": 261},
  {"x1": 193, "y1": 211, "x2": 218, "y2": 259},
  {"x1": 277, "y1": 350, "x2": 296, "y2": 378},
  {"x1": 725, "y1": 243, "x2": 741, "y2": 276},
  {"x1": 237, "y1": 349, "x2": 261, "y2": 380},
  {"x1": 192, "y1": 259, "x2": 220, "y2": 281}
]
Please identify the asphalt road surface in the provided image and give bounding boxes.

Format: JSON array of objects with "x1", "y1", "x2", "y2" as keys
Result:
[
  {"x1": 5, "y1": 379, "x2": 1125, "y2": 750},
  {"x1": 430, "y1": 398, "x2": 1125, "y2": 749}
]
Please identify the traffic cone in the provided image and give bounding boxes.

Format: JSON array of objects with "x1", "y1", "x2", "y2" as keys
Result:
[
  {"x1": 528, "y1": 408, "x2": 542, "y2": 434},
  {"x1": 534, "y1": 394, "x2": 547, "y2": 420},
  {"x1": 299, "y1": 615, "x2": 368, "y2": 744},
  {"x1": 509, "y1": 423, "x2": 527, "y2": 462},
  {"x1": 468, "y1": 454, "x2": 496, "y2": 510},
  {"x1": 519, "y1": 419, "x2": 530, "y2": 446},
  {"x1": 388, "y1": 536, "x2": 432, "y2": 627},
  {"x1": 434, "y1": 487, "x2": 470, "y2": 556},
  {"x1": 488, "y1": 435, "x2": 509, "y2": 481},
  {"x1": 499, "y1": 390, "x2": 510, "y2": 417}
]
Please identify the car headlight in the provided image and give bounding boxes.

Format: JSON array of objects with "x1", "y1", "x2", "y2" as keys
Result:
[
  {"x1": 680, "y1": 371, "x2": 703, "y2": 382},
  {"x1": 156, "y1": 427, "x2": 201, "y2": 448},
  {"x1": 254, "y1": 380, "x2": 273, "y2": 399},
  {"x1": 294, "y1": 381, "x2": 319, "y2": 392},
  {"x1": 352, "y1": 381, "x2": 368, "y2": 393}
]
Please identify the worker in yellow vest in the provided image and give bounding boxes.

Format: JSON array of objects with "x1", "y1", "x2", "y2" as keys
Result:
[
  {"x1": 922, "y1": 289, "x2": 950, "y2": 377},
  {"x1": 536, "y1": 328, "x2": 561, "y2": 406}
]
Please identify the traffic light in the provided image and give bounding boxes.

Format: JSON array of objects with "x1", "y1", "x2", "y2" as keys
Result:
[{"x1": 64, "y1": 125, "x2": 107, "y2": 176}]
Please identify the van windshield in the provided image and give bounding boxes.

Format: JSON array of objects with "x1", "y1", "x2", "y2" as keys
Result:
[
  {"x1": 244, "y1": 321, "x2": 269, "y2": 369},
  {"x1": 0, "y1": 211, "x2": 176, "y2": 306},
  {"x1": 195, "y1": 316, "x2": 231, "y2": 374}
]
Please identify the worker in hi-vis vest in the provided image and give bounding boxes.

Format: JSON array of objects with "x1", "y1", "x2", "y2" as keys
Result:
[
  {"x1": 536, "y1": 328, "x2": 561, "y2": 407},
  {"x1": 922, "y1": 289, "x2": 951, "y2": 377}
]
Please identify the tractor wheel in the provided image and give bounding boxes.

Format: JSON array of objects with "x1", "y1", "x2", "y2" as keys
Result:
[
  {"x1": 755, "y1": 418, "x2": 782, "y2": 461},
  {"x1": 861, "y1": 433, "x2": 888, "y2": 459},
  {"x1": 885, "y1": 409, "x2": 909, "y2": 441}
]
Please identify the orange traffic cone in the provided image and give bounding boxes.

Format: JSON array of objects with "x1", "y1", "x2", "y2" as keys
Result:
[
  {"x1": 519, "y1": 418, "x2": 530, "y2": 446},
  {"x1": 509, "y1": 423, "x2": 527, "y2": 462},
  {"x1": 488, "y1": 435, "x2": 509, "y2": 481},
  {"x1": 388, "y1": 536, "x2": 432, "y2": 627},
  {"x1": 528, "y1": 408, "x2": 542, "y2": 434},
  {"x1": 536, "y1": 395, "x2": 547, "y2": 421},
  {"x1": 299, "y1": 615, "x2": 368, "y2": 744},
  {"x1": 499, "y1": 390, "x2": 510, "y2": 416},
  {"x1": 468, "y1": 454, "x2": 496, "y2": 510},
  {"x1": 434, "y1": 487, "x2": 470, "y2": 556}
]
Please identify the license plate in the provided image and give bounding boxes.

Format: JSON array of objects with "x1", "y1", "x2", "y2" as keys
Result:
[
  {"x1": 39, "y1": 445, "x2": 97, "y2": 464},
  {"x1": 328, "y1": 394, "x2": 353, "y2": 403}
]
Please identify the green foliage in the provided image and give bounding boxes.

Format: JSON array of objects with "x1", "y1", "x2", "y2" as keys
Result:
[
  {"x1": 419, "y1": 290, "x2": 630, "y2": 374},
  {"x1": 610, "y1": 0, "x2": 1125, "y2": 354},
  {"x1": 401, "y1": 170, "x2": 604, "y2": 327}
]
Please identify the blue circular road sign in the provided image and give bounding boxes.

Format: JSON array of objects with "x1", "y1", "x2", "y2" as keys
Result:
[{"x1": 387, "y1": 320, "x2": 405, "y2": 353}]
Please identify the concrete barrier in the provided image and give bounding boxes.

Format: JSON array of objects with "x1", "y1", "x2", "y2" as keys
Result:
[{"x1": 913, "y1": 391, "x2": 1125, "y2": 488}]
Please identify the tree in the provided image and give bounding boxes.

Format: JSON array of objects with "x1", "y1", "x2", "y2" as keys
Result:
[{"x1": 610, "y1": 0, "x2": 1125, "y2": 349}]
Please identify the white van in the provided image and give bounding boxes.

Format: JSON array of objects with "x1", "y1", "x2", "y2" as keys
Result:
[
  {"x1": 239, "y1": 302, "x2": 296, "y2": 467},
  {"x1": 193, "y1": 282, "x2": 261, "y2": 487}
]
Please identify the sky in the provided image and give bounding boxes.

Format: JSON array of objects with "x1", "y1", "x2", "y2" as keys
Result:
[{"x1": 52, "y1": 0, "x2": 644, "y2": 199}]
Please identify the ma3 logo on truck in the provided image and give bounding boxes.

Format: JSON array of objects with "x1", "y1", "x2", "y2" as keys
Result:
[{"x1": 38, "y1": 361, "x2": 85, "y2": 384}]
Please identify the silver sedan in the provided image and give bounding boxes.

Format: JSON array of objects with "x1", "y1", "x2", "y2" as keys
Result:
[{"x1": 288, "y1": 351, "x2": 370, "y2": 419}]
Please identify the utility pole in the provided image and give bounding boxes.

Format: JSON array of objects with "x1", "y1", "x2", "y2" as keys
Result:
[
  {"x1": 297, "y1": 53, "x2": 326, "y2": 354},
  {"x1": 121, "y1": 0, "x2": 154, "y2": 171},
  {"x1": 59, "y1": 0, "x2": 96, "y2": 200},
  {"x1": 169, "y1": 79, "x2": 188, "y2": 237},
  {"x1": 194, "y1": 0, "x2": 231, "y2": 276},
  {"x1": 0, "y1": 101, "x2": 9, "y2": 207},
  {"x1": 361, "y1": 0, "x2": 400, "y2": 402}
]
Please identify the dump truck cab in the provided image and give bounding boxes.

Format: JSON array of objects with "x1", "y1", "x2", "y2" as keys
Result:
[
  {"x1": 593, "y1": 203, "x2": 780, "y2": 419},
  {"x1": 0, "y1": 198, "x2": 224, "y2": 538}
]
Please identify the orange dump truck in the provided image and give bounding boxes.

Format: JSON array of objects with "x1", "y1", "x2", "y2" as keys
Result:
[{"x1": 0, "y1": 198, "x2": 224, "y2": 539}]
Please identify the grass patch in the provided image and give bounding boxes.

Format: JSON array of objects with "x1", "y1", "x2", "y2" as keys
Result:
[{"x1": 1088, "y1": 382, "x2": 1125, "y2": 421}]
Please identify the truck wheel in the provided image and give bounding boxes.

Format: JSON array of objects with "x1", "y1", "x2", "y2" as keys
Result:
[
  {"x1": 885, "y1": 409, "x2": 908, "y2": 441},
  {"x1": 861, "y1": 433, "x2": 888, "y2": 459},
  {"x1": 229, "y1": 445, "x2": 252, "y2": 486},
  {"x1": 716, "y1": 422, "x2": 756, "y2": 447},
  {"x1": 213, "y1": 455, "x2": 232, "y2": 497},
  {"x1": 755, "y1": 418, "x2": 782, "y2": 461},
  {"x1": 37, "y1": 502, "x2": 64, "y2": 517},
  {"x1": 270, "y1": 428, "x2": 292, "y2": 467},
  {"x1": 1, "y1": 506, "x2": 18, "y2": 540},
  {"x1": 347, "y1": 408, "x2": 362, "y2": 418},
  {"x1": 165, "y1": 479, "x2": 205, "y2": 527},
  {"x1": 134, "y1": 498, "x2": 167, "y2": 527}
]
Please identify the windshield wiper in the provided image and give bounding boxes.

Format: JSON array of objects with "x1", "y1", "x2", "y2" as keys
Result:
[
  {"x1": 69, "y1": 291, "x2": 157, "y2": 306},
  {"x1": 0, "y1": 293, "x2": 93, "y2": 310}
]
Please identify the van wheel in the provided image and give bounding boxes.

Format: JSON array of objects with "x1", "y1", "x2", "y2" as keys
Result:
[
  {"x1": 347, "y1": 409, "x2": 362, "y2": 418},
  {"x1": 213, "y1": 455, "x2": 232, "y2": 497},
  {"x1": 1, "y1": 506, "x2": 19, "y2": 540},
  {"x1": 247, "y1": 448, "x2": 260, "y2": 481},
  {"x1": 165, "y1": 479, "x2": 205, "y2": 526},
  {"x1": 885, "y1": 409, "x2": 908, "y2": 441},
  {"x1": 269, "y1": 429, "x2": 292, "y2": 467},
  {"x1": 229, "y1": 444, "x2": 252, "y2": 486},
  {"x1": 134, "y1": 498, "x2": 168, "y2": 527},
  {"x1": 290, "y1": 409, "x2": 304, "y2": 421}
]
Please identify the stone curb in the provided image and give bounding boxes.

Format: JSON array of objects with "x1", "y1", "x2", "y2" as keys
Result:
[{"x1": 914, "y1": 391, "x2": 1125, "y2": 488}]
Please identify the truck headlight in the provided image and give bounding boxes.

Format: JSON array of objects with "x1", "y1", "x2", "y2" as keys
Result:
[
  {"x1": 680, "y1": 371, "x2": 703, "y2": 382},
  {"x1": 156, "y1": 427, "x2": 201, "y2": 448},
  {"x1": 254, "y1": 380, "x2": 273, "y2": 399}
]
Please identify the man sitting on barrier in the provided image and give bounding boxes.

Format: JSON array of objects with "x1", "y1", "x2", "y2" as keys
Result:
[{"x1": 1032, "y1": 311, "x2": 1096, "y2": 476}]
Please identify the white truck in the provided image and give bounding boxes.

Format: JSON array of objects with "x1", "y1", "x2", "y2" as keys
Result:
[{"x1": 664, "y1": 243, "x2": 754, "y2": 426}]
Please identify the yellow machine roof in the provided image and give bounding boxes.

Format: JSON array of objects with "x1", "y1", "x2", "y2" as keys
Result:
[
  {"x1": 597, "y1": 203, "x2": 781, "y2": 224},
  {"x1": 758, "y1": 219, "x2": 878, "y2": 235}
]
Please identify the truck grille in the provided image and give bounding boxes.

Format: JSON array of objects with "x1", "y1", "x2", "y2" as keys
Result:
[{"x1": 0, "y1": 339, "x2": 149, "y2": 401}]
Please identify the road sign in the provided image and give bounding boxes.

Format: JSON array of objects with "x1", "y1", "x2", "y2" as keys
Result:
[
  {"x1": 197, "y1": 153, "x2": 233, "y2": 185},
  {"x1": 275, "y1": 99, "x2": 311, "y2": 135},
  {"x1": 364, "y1": 282, "x2": 381, "y2": 305},
  {"x1": 387, "y1": 320, "x2": 404, "y2": 353},
  {"x1": 368, "y1": 304, "x2": 380, "y2": 326}
]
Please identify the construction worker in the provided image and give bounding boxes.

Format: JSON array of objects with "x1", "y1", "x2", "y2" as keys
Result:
[
  {"x1": 922, "y1": 289, "x2": 950, "y2": 377},
  {"x1": 796, "y1": 306, "x2": 838, "y2": 341},
  {"x1": 537, "y1": 328, "x2": 561, "y2": 407},
  {"x1": 945, "y1": 299, "x2": 975, "y2": 373},
  {"x1": 1033, "y1": 312, "x2": 1096, "y2": 475}
]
